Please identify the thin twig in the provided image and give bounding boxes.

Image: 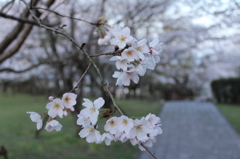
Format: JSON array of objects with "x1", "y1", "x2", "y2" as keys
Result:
[
  {"x1": 32, "y1": 7, "x2": 97, "y2": 26},
  {"x1": 89, "y1": 50, "x2": 122, "y2": 57},
  {"x1": 81, "y1": 49, "x2": 124, "y2": 115},
  {"x1": 70, "y1": 63, "x2": 92, "y2": 93},
  {"x1": 140, "y1": 143, "x2": 158, "y2": 159},
  {"x1": 21, "y1": 0, "x2": 124, "y2": 116}
]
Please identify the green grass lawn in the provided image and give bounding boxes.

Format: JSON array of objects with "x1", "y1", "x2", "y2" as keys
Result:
[
  {"x1": 217, "y1": 103, "x2": 240, "y2": 132},
  {"x1": 0, "y1": 92, "x2": 161, "y2": 159}
]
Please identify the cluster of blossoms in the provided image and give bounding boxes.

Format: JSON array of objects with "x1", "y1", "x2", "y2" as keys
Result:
[
  {"x1": 77, "y1": 97, "x2": 162, "y2": 151},
  {"x1": 98, "y1": 26, "x2": 162, "y2": 86},
  {"x1": 27, "y1": 92, "x2": 77, "y2": 132},
  {"x1": 27, "y1": 23, "x2": 163, "y2": 153}
]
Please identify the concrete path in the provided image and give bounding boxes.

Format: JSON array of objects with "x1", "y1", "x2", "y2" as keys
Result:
[{"x1": 138, "y1": 101, "x2": 240, "y2": 159}]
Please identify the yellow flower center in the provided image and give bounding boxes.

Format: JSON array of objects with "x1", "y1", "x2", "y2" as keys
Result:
[
  {"x1": 54, "y1": 103, "x2": 61, "y2": 108},
  {"x1": 110, "y1": 120, "x2": 115, "y2": 126},
  {"x1": 123, "y1": 119, "x2": 128, "y2": 125},
  {"x1": 90, "y1": 106, "x2": 96, "y2": 112},
  {"x1": 89, "y1": 128, "x2": 94, "y2": 133},
  {"x1": 136, "y1": 46, "x2": 141, "y2": 51},
  {"x1": 136, "y1": 125, "x2": 142, "y2": 130},
  {"x1": 126, "y1": 50, "x2": 133, "y2": 56},
  {"x1": 119, "y1": 36, "x2": 127, "y2": 42},
  {"x1": 64, "y1": 96, "x2": 70, "y2": 103}
]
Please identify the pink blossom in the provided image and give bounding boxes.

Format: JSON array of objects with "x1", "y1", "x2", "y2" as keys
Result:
[
  {"x1": 79, "y1": 125, "x2": 101, "y2": 143},
  {"x1": 101, "y1": 132, "x2": 115, "y2": 145},
  {"x1": 104, "y1": 117, "x2": 119, "y2": 134},
  {"x1": 110, "y1": 27, "x2": 133, "y2": 49},
  {"x1": 80, "y1": 97, "x2": 105, "y2": 125},
  {"x1": 109, "y1": 56, "x2": 128, "y2": 71},
  {"x1": 45, "y1": 120, "x2": 62, "y2": 132},
  {"x1": 129, "y1": 118, "x2": 153, "y2": 141},
  {"x1": 62, "y1": 92, "x2": 77, "y2": 109},
  {"x1": 46, "y1": 98, "x2": 64, "y2": 118},
  {"x1": 26, "y1": 112, "x2": 42, "y2": 130},
  {"x1": 121, "y1": 47, "x2": 139, "y2": 62},
  {"x1": 116, "y1": 115, "x2": 134, "y2": 133}
]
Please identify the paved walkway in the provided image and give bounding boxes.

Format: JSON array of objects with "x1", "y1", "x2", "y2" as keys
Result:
[{"x1": 138, "y1": 101, "x2": 240, "y2": 159}]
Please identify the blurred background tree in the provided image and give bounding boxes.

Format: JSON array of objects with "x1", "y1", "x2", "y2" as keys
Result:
[{"x1": 0, "y1": 0, "x2": 239, "y2": 102}]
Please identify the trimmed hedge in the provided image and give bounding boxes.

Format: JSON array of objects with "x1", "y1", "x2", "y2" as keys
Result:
[{"x1": 211, "y1": 77, "x2": 240, "y2": 104}]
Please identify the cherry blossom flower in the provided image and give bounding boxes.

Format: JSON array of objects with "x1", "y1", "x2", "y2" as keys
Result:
[
  {"x1": 80, "y1": 97, "x2": 105, "y2": 125},
  {"x1": 116, "y1": 115, "x2": 134, "y2": 133},
  {"x1": 112, "y1": 71, "x2": 124, "y2": 85},
  {"x1": 145, "y1": 113, "x2": 162, "y2": 136},
  {"x1": 145, "y1": 113, "x2": 160, "y2": 126},
  {"x1": 101, "y1": 132, "x2": 115, "y2": 146},
  {"x1": 121, "y1": 70, "x2": 140, "y2": 86},
  {"x1": 62, "y1": 92, "x2": 77, "y2": 109},
  {"x1": 76, "y1": 114, "x2": 91, "y2": 127},
  {"x1": 104, "y1": 116, "x2": 119, "y2": 134},
  {"x1": 148, "y1": 38, "x2": 162, "y2": 64},
  {"x1": 142, "y1": 57, "x2": 157, "y2": 70},
  {"x1": 114, "y1": 132, "x2": 128, "y2": 143},
  {"x1": 109, "y1": 56, "x2": 128, "y2": 71},
  {"x1": 46, "y1": 98, "x2": 64, "y2": 118},
  {"x1": 135, "y1": 62, "x2": 146, "y2": 76},
  {"x1": 110, "y1": 27, "x2": 133, "y2": 49},
  {"x1": 79, "y1": 125, "x2": 101, "y2": 143},
  {"x1": 132, "y1": 39, "x2": 150, "y2": 60},
  {"x1": 98, "y1": 32, "x2": 111, "y2": 45},
  {"x1": 112, "y1": 70, "x2": 140, "y2": 86},
  {"x1": 26, "y1": 112, "x2": 43, "y2": 130},
  {"x1": 129, "y1": 118, "x2": 153, "y2": 141},
  {"x1": 121, "y1": 47, "x2": 139, "y2": 62},
  {"x1": 45, "y1": 120, "x2": 62, "y2": 132}
]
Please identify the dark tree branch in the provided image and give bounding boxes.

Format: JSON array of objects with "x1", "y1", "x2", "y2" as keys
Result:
[
  {"x1": 0, "y1": 0, "x2": 14, "y2": 12},
  {"x1": 32, "y1": 7, "x2": 97, "y2": 26},
  {"x1": 0, "y1": 0, "x2": 56, "y2": 64},
  {"x1": 0, "y1": 11, "x2": 59, "y2": 26},
  {"x1": 0, "y1": 1, "x2": 32, "y2": 54},
  {"x1": 0, "y1": 24, "x2": 33, "y2": 63},
  {"x1": 0, "y1": 62, "x2": 51, "y2": 73}
]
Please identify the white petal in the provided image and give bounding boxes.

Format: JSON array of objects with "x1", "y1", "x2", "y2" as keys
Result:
[
  {"x1": 130, "y1": 73, "x2": 139, "y2": 84},
  {"x1": 149, "y1": 39, "x2": 159, "y2": 47},
  {"x1": 116, "y1": 60, "x2": 128, "y2": 71},
  {"x1": 82, "y1": 98, "x2": 93, "y2": 108},
  {"x1": 48, "y1": 109, "x2": 57, "y2": 118},
  {"x1": 122, "y1": 27, "x2": 130, "y2": 35},
  {"x1": 138, "y1": 39, "x2": 147, "y2": 45},
  {"x1": 109, "y1": 56, "x2": 121, "y2": 61},
  {"x1": 110, "y1": 38, "x2": 119, "y2": 46},
  {"x1": 79, "y1": 127, "x2": 90, "y2": 138},
  {"x1": 46, "y1": 102, "x2": 54, "y2": 109},
  {"x1": 94, "y1": 97, "x2": 105, "y2": 109},
  {"x1": 118, "y1": 41, "x2": 126, "y2": 49},
  {"x1": 37, "y1": 121, "x2": 43, "y2": 130},
  {"x1": 89, "y1": 110, "x2": 99, "y2": 125}
]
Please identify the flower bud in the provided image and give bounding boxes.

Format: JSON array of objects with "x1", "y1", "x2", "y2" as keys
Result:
[
  {"x1": 48, "y1": 96, "x2": 54, "y2": 101},
  {"x1": 63, "y1": 110, "x2": 68, "y2": 116},
  {"x1": 70, "y1": 107, "x2": 75, "y2": 112}
]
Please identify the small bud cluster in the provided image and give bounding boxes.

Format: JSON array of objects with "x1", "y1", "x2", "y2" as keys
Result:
[
  {"x1": 77, "y1": 98, "x2": 162, "y2": 151},
  {"x1": 27, "y1": 92, "x2": 77, "y2": 132}
]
